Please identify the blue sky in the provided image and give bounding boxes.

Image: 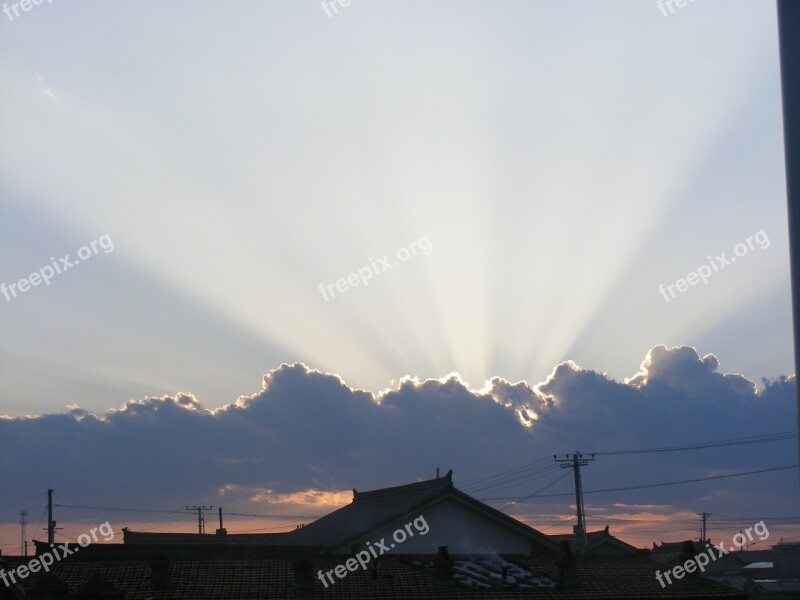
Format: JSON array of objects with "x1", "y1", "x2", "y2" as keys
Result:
[{"x1": 0, "y1": 0, "x2": 796, "y2": 548}]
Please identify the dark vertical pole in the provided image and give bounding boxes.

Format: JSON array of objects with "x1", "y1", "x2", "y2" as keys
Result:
[
  {"x1": 47, "y1": 489, "x2": 54, "y2": 545},
  {"x1": 777, "y1": 0, "x2": 800, "y2": 494},
  {"x1": 555, "y1": 452, "x2": 594, "y2": 546},
  {"x1": 187, "y1": 505, "x2": 212, "y2": 534},
  {"x1": 697, "y1": 512, "x2": 710, "y2": 543},
  {"x1": 572, "y1": 453, "x2": 585, "y2": 544}
]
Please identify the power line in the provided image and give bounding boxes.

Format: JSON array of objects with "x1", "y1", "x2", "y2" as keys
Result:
[
  {"x1": 465, "y1": 464, "x2": 562, "y2": 494},
  {"x1": 464, "y1": 431, "x2": 794, "y2": 499},
  {"x1": 628, "y1": 527, "x2": 701, "y2": 534},
  {"x1": 0, "y1": 492, "x2": 47, "y2": 510},
  {"x1": 482, "y1": 465, "x2": 797, "y2": 500},
  {"x1": 592, "y1": 431, "x2": 796, "y2": 456},
  {"x1": 54, "y1": 503, "x2": 320, "y2": 520},
  {"x1": 498, "y1": 472, "x2": 571, "y2": 512},
  {"x1": 461, "y1": 456, "x2": 553, "y2": 488},
  {"x1": 512, "y1": 515, "x2": 693, "y2": 524},
  {"x1": 579, "y1": 465, "x2": 798, "y2": 495},
  {"x1": 55, "y1": 503, "x2": 186, "y2": 514},
  {"x1": 508, "y1": 513, "x2": 800, "y2": 531},
  {"x1": 224, "y1": 511, "x2": 320, "y2": 519},
  {"x1": 510, "y1": 514, "x2": 800, "y2": 526},
  {"x1": 715, "y1": 515, "x2": 800, "y2": 522},
  {"x1": 30, "y1": 503, "x2": 48, "y2": 543}
]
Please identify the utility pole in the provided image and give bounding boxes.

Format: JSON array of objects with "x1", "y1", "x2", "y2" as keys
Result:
[
  {"x1": 47, "y1": 489, "x2": 55, "y2": 545},
  {"x1": 216, "y1": 507, "x2": 227, "y2": 535},
  {"x1": 19, "y1": 510, "x2": 27, "y2": 556},
  {"x1": 186, "y1": 505, "x2": 212, "y2": 535},
  {"x1": 777, "y1": 0, "x2": 800, "y2": 501},
  {"x1": 697, "y1": 512, "x2": 711, "y2": 543},
  {"x1": 554, "y1": 451, "x2": 595, "y2": 546}
]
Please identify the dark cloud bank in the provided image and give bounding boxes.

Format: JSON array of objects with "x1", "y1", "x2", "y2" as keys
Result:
[{"x1": 1, "y1": 345, "x2": 796, "y2": 522}]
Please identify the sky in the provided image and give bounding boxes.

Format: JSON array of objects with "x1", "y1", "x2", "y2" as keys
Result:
[{"x1": 0, "y1": 0, "x2": 797, "y2": 551}]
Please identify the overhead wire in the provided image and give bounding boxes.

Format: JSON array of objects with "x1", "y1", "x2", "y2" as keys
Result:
[{"x1": 482, "y1": 465, "x2": 797, "y2": 500}]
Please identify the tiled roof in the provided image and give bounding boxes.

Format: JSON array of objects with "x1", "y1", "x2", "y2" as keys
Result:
[
  {"x1": 548, "y1": 527, "x2": 639, "y2": 555},
  {"x1": 650, "y1": 540, "x2": 746, "y2": 576},
  {"x1": 122, "y1": 531, "x2": 289, "y2": 545},
  {"x1": 0, "y1": 557, "x2": 25, "y2": 600},
  {"x1": 284, "y1": 471, "x2": 457, "y2": 548},
  {"x1": 32, "y1": 540, "x2": 319, "y2": 561},
  {"x1": 13, "y1": 554, "x2": 743, "y2": 599}
]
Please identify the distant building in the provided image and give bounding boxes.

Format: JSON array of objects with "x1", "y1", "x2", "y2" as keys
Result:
[
  {"x1": 774, "y1": 539, "x2": 800, "y2": 577},
  {"x1": 548, "y1": 525, "x2": 638, "y2": 556}
]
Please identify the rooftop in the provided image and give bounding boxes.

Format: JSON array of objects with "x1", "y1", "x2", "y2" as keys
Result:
[
  {"x1": 9, "y1": 553, "x2": 744, "y2": 599},
  {"x1": 282, "y1": 470, "x2": 557, "y2": 553}
]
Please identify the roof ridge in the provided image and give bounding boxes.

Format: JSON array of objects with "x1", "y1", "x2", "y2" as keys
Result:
[{"x1": 354, "y1": 469, "x2": 453, "y2": 501}]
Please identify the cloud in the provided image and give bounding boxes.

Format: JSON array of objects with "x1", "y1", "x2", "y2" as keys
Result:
[
  {"x1": 248, "y1": 488, "x2": 353, "y2": 507},
  {"x1": 0, "y1": 346, "x2": 795, "y2": 528},
  {"x1": 36, "y1": 74, "x2": 60, "y2": 104},
  {"x1": 624, "y1": 344, "x2": 756, "y2": 397}
]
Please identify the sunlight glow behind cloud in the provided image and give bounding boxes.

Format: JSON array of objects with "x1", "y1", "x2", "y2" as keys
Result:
[{"x1": 0, "y1": 1, "x2": 792, "y2": 417}]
